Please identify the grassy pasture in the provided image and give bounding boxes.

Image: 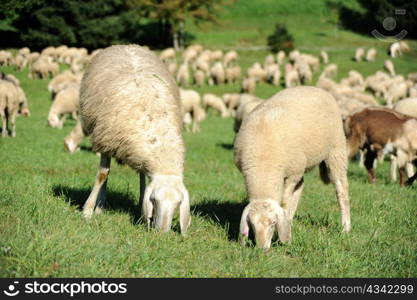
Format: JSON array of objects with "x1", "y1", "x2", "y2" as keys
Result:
[{"x1": 1, "y1": 0, "x2": 416, "y2": 277}]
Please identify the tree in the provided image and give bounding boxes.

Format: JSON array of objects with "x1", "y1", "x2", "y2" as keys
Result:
[
  {"x1": 1, "y1": 0, "x2": 142, "y2": 50},
  {"x1": 128, "y1": 0, "x2": 233, "y2": 49},
  {"x1": 267, "y1": 23, "x2": 294, "y2": 53}
]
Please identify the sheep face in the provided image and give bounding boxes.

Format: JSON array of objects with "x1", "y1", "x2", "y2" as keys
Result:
[
  {"x1": 48, "y1": 115, "x2": 63, "y2": 128},
  {"x1": 142, "y1": 175, "x2": 191, "y2": 235},
  {"x1": 240, "y1": 199, "x2": 291, "y2": 249}
]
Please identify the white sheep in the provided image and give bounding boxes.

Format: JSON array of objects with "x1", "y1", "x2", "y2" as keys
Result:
[
  {"x1": 225, "y1": 65, "x2": 241, "y2": 84},
  {"x1": 284, "y1": 64, "x2": 300, "y2": 88},
  {"x1": 0, "y1": 80, "x2": 30, "y2": 137},
  {"x1": 233, "y1": 96, "x2": 263, "y2": 133},
  {"x1": 202, "y1": 93, "x2": 229, "y2": 117},
  {"x1": 48, "y1": 83, "x2": 80, "y2": 128},
  {"x1": 159, "y1": 48, "x2": 176, "y2": 62},
  {"x1": 354, "y1": 48, "x2": 365, "y2": 62},
  {"x1": 322, "y1": 63, "x2": 338, "y2": 79},
  {"x1": 365, "y1": 48, "x2": 377, "y2": 62},
  {"x1": 180, "y1": 88, "x2": 205, "y2": 132},
  {"x1": 234, "y1": 86, "x2": 351, "y2": 249},
  {"x1": 276, "y1": 50, "x2": 286, "y2": 65},
  {"x1": 241, "y1": 77, "x2": 256, "y2": 94},
  {"x1": 223, "y1": 50, "x2": 238, "y2": 66},
  {"x1": 384, "y1": 59, "x2": 395, "y2": 77},
  {"x1": 210, "y1": 62, "x2": 226, "y2": 85},
  {"x1": 79, "y1": 45, "x2": 191, "y2": 234},
  {"x1": 176, "y1": 63, "x2": 190, "y2": 86},
  {"x1": 64, "y1": 119, "x2": 85, "y2": 153}
]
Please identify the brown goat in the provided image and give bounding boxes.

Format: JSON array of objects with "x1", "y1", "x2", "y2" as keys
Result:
[{"x1": 345, "y1": 107, "x2": 417, "y2": 186}]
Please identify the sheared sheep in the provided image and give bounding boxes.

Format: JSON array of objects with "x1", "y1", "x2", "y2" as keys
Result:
[
  {"x1": 80, "y1": 45, "x2": 191, "y2": 234},
  {"x1": 234, "y1": 86, "x2": 351, "y2": 249}
]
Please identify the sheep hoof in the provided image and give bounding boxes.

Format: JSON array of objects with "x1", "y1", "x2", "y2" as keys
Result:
[{"x1": 82, "y1": 209, "x2": 94, "y2": 219}]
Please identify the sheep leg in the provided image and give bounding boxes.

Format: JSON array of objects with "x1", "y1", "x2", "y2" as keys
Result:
[
  {"x1": 9, "y1": 113, "x2": 16, "y2": 137},
  {"x1": 406, "y1": 162, "x2": 414, "y2": 178},
  {"x1": 364, "y1": 150, "x2": 377, "y2": 183},
  {"x1": 397, "y1": 150, "x2": 408, "y2": 187},
  {"x1": 1, "y1": 112, "x2": 7, "y2": 137},
  {"x1": 327, "y1": 152, "x2": 351, "y2": 232},
  {"x1": 287, "y1": 178, "x2": 304, "y2": 221},
  {"x1": 82, "y1": 154, "x2": 111, "y2": 218},
  {"x1": 358, "y1": 150, "x2": 365, "y2": 168},
  {"x1": 390, "y1": 155, "x2": 398, "y2": 182}
]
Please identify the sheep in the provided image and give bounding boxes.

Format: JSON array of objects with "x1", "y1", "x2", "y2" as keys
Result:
[
  {"x1": 159, "y1": 48, "x2": 176, "y2": 62},
  {"x1": 0, "y1": 80, "x2": 29, "y2": 137},
  {"x1": 345, "y1": 107, "x2": 417, "y2": 186},
  {"x1": 13, "y1": 54, "x2": 27, "y2": 71},
  {"x1": 223, "y1": 50, "x2": 238, "y2": 66},
  {"x1": 233, "y1": 97, "x2": 263, "y2": 133},
  {"x1": 321, "y1": 63, "x2": 338, "y2": 78},
  {"x1": 18, "y1": 47, "x2": 30, "y2": 57},
  {"x1": 234, "y1": 86, "x2": 351, "y2": 249},
  {"x1": 384, "y1": 59, "x2": 395, "y2": 77},
  {"x1": 48, "y1": 70, "x2": 81, "y2": 99},
  {"x1": 265, "y1": 64, "x2": 280, "y2": 86},
  {"x1": 276, "y1": 50, "x2": 286, "y2": 65},
  {"x1": 241, "y1": 77, "x2": 256, "y2": 94},
  {"x1": 320, "y1": 50, "x2": 329, "y2": 64},
  {"x1": 295, "y1": 60, "x2": 312, "y2": 85},
  {"x1": 193, "y1": 69, "x2": 205, "y2": 86},
  {"x1": 0, "y1": 51, "x2": 13, "y2": 66},
  {"x1": 365, "y1": 48, "x2": 377, "y2": 62},
  {"x1": 264, "y1": 54, "x2": 275, "y2": 67},
  {"x1": 176, "y1": 63, "x2": 190, "y2": 86},
  {"x1": 284, "y1": 64, "x2": 300, "y2": 88},
  {"x1": 0, "y1": 72, "x2": 20, "y2": 87},
  {"x1": 390, "y1": 41, "x2": 410, "y2": 58},
  {"x1": 182, "y1": 48, "x2": 198, "y2": 63},
  {"x1": 64, "y1": 119, "x2": 85, "y2": 153},
  {"x1": 47, "y1": 83, "x2": 80, "y2": 128},
  {"x1": 210, "y1": 50, "x2": 223, "y2": 62},
  {"x1": 300, "y1": 54, "x2": 320, "y2": 71},
  {"x1": 354, "y1": 48, "x2": 365, "y2": 62},
  {"x1": 391, "y1": 97, "x2": 417, "y2": 180},
  {"x1": 225, "y1": 65, "x2": 241, "y2": 84},
  {"x1": 202, "y1": 93, "x2": 229, "y2": 117},
  {"x1": 210, "y1": 62, "x2": 226, "y2": 85},
  {"x1": 167, "y1": 61, "x2": 177, "y2": 75},
  {"x1": 79, "y1": 45, "x2": 191, "y2": 234},
  {"x1": 385, "y1": 80, "x2": 408, "y2": 107},
  {"x1": 223, "y1": 93, "x2": 241, "y2": 116},
  {"x1": 180, "y1": 88, "x2": 205, "y2": 132},
  {"x1": 246, "y1": 63, "x2": 267, "y2": 82}
]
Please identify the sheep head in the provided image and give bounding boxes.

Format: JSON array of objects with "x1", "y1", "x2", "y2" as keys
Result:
[
  {"x1": 142, "y1": 175, "x2": 191, "y2": 235},
  {"x1": 48, "y1": 115, "x2": 63, "y2": 128},
  {"x1": 240, "y1": 199, "x2": 291, "y2": 249}
]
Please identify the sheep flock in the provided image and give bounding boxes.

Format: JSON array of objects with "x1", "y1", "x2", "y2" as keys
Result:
[{"x1": 0, "y1": 40, "x2": 416, "y2": 250}]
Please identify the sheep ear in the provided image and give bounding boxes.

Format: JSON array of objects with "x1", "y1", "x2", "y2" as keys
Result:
[
  {"x1": 141, "y1": 186, "x2": 153, "y2": 230},
  {"x1": 239, "y1": 204, "x2": 250, "y2": 246},
  {"x1": 275, "y1": 205, "x2": 292, "y2": 243},
  {"x1": 179, "y1": 188, "x2": 191, "y2": 235}
]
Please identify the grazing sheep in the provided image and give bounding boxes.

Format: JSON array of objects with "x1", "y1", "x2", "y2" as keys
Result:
[
  {"x1": 0, "y1": 51, "x2": 13, "y2": 66},
  {"x1": 0, "y1": 81, "x2": 29, "y2": 137},
  {"x1": 0, "y1": 72, "x2": 20, "y2": 87},
  {"x1": 159, "y1": 48, "x2": 176, "y2": 62},
  {"x1": 234, "y1": 86, "x2": 351, "y2": 249},
  {"x1": 354, "y1": 48, "x2": 365, "y2": 62},
  {"x1": 223, "y1": 50, "x2": 238, "y2": 66},
  {"x1": 391, "y1": 97, "x2": 417, "y2": 180},
  {"x1": 64, "y1": 119, "x2": 85, "y2": 153},
  {"x1": 284, "y1": 64, "x2": 300, "y2": 88},
  {"x1": 241, "y1": 77, "x2": 256, "y2": 94},
  {"x1": 264, "y1": 54, "x2": 275, "y2": 67},
  {"x1": 322, "y1": 63, "x2": 338, "y2": 78},
  {"x1": 180, "y1": 88, "x2": 205, "y2": 132},
  {"x1": 345, "y1": 107, "x2": 417, "y2": 185},
  {"x1": 210, "y1": 62, "x2": 226, "y2": 85},
  {"x1": 80, "y1": 45, "x2": 191, "y2": 234},
  {"x1": 47, "y1": 84, "x2": 80, "y2": 128},
  {"x1": 266, "y1": 64, "x2": 280, "y2": 86},
  {"x1": 223, "y1": 93, "x2": 241, "y2": 116},
  {"x1": 320, "y1": 50, "x2": 329, "y2": 64},
  {"x1": 225, "y1": 65, "x2": 241, "y2": 84},
  {"x1": 390, "y1": 41, "x2": 410, "y2": 58},
  {"x1": 276, "y1": 50, "x2": 286, "y2": 65},
  {"x1": 202, "y1": 93, "x2": 229, "y2": 118},
  {"x1": 233, "y1": 96, "x2": 263, "y2": 133},
  {"x1": 295, "y1": 60, "x2": 312, "y2": 85},
  {"x1": 247, "y1": 63, "x2": 267, "y2": 82},
  {"x1": 48, "y1": 70, "x2": 81, "y2": 99},
  {"x1": 176, "y1": 63, "x2": 190, "y2": 86},
  {"x1": 365, "y1": 48, "x2": 377, "y2": 62},
  {"x1": 13, "y1": 54, "x2": 27, "y2": 70},
  {"x1": 384, "y1": 59, "x2": 395, "y2": 77}
]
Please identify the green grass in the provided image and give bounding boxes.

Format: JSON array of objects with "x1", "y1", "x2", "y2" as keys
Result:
[{"x1": 1, "y1": 0, "x2": 416, "y2": 277}]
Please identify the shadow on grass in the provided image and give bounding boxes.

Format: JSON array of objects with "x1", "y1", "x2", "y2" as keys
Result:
[
  {"x1": 52, "y1": 185, "x2": 141, "y2": 225},
  {"x1": 216, "y1": 143, "x2": 234, "y2": 150},
  {"x1": 191, "y1": 198, "x2": 246, "y2": 242}
]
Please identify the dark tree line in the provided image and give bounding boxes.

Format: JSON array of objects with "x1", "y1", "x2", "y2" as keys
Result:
[{"x1": 0, "y1": 0, "x2": 232, "y2": 50}]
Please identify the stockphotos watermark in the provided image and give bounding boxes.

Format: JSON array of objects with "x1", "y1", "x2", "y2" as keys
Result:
[
  {"x1": 2, "y1": 280, "x2": 127, "y2": 297},
  {"x1": 371, "y1": 8, "x2": 408, "y2": 42}
]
